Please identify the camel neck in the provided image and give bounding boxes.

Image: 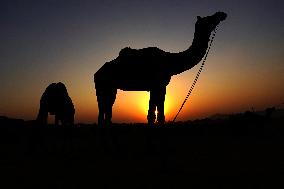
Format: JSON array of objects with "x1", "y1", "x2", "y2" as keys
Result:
[{"x1": 168, "y1": 30, "x2": 211, "y2": 76}]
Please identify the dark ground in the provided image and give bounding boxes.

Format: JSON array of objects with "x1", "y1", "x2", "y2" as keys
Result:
[{"x1": 0, "y1": 115, "x2": 283, "y2": 188}]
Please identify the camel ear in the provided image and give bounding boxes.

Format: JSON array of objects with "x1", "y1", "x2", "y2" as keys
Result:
[{"x1": 197, "y1": 16, "x2": 201, "y2": 20}]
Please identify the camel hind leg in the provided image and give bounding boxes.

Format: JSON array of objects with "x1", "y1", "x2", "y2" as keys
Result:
[
  {"x1": 96, "y1": 88, "x2": 117, "y2": 126},
  {"x1": 97, "y1": 94, "x2": 105, "y2": 126},
  {"x1": 36, "y1": 97, "x2": 48, "y2": 125}
]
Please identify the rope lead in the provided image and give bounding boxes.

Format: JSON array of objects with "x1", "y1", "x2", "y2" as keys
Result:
[{"x1": 173, "y1": 27, "x2": 218, "y2": 122}]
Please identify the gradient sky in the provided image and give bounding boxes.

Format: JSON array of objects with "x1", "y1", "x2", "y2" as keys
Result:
[{"x1": 0, "y1": 0, "x2": 283, "y2": 123}]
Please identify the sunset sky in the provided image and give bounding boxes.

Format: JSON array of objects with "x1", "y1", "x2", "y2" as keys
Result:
[{"x1": 0, "y1": 0, "x2": 283, "y2": 123}]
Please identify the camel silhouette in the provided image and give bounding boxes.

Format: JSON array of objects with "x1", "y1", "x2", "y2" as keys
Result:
[
  {"x1": 94, "y1": 12, "x2": 227, "y2": 125},
  {"x1": 36, "y1": 82, "x2": 75, "y2": 125}
]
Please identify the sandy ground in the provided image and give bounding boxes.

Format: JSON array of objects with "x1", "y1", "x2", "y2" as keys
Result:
[{"x1": 0, "y1": 116, "x2": 283, "y2": 188}]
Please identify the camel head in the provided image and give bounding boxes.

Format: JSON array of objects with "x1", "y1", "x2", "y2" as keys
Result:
[{"x1": 195, "y1": 11, "x2": 227, "y2": 35}]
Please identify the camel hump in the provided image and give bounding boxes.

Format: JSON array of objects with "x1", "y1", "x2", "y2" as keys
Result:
[
  {"x1": 119, "y1": 46, "x2": 166, "y2": 57},
  {"x1": 119, "y1": 47, "x2": 137, "y2": 56}
]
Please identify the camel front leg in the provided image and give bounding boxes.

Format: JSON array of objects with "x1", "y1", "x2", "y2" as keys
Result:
[
  {"x1": 157, "y1": 100, "x2": 165, "y2": 125},
  {"x1": 147, "y1": 88, "x2": 166, "y2": 125},
  {"x1": 156, "y1": 88, "x2": 166, "y2": 125},
  {"x1": 147, "y1": 97, "x2": 156, "y2": 125}
]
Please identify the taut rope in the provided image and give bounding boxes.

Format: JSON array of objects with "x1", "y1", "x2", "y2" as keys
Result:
[{"x1": 173, "y1": 27, "x2": 218, "y2": 122}]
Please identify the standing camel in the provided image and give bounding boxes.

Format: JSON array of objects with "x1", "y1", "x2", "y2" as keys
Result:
[{"x1": 94, "y1": 11, "x2": 227, "y2": 125}]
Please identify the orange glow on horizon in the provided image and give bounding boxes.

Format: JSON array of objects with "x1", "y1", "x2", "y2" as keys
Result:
[
  {"x1": 111, "y1": 90, "x2": 175, "y2": 123},
  {"x1": 134, "y1": 91, "x2": 172, "y2": 120}
]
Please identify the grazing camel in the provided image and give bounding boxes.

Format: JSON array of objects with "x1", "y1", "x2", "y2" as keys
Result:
[{"x1": 36, "y1": 82, "x2": 75, "y2": 125}]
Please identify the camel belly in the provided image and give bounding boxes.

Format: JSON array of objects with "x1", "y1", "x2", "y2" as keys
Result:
[
  {"x1": 116, "y1": 75, "x2": 171, "y2": 91},
  {"x1": 94, "y1": 58, "x2": 171, "y2": 91}
]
